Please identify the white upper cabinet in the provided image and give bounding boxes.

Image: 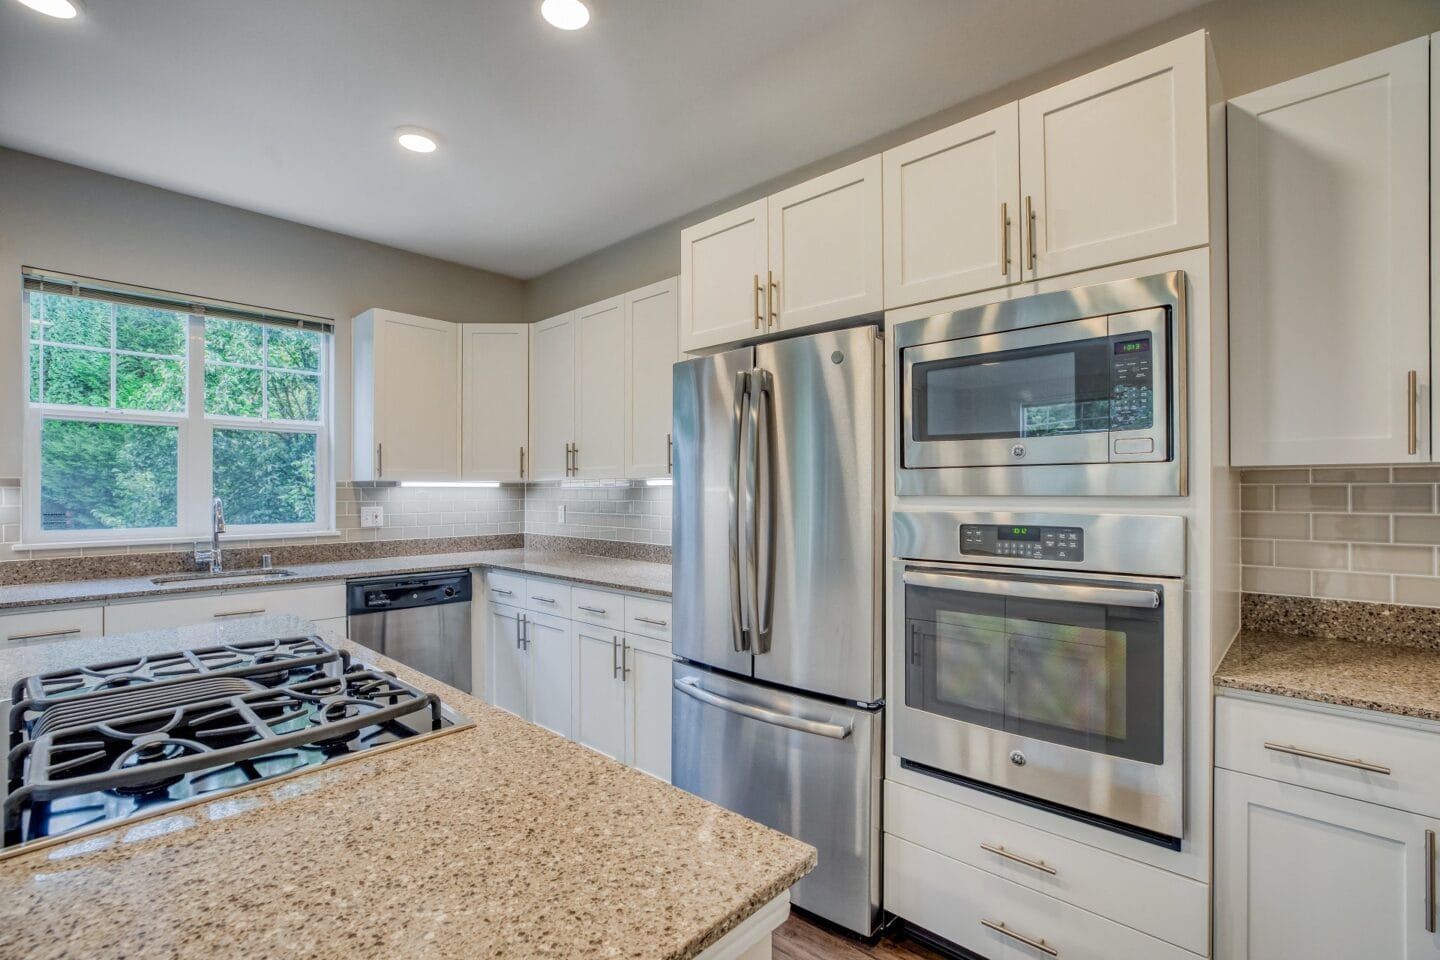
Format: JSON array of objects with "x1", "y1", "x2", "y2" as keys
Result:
[
  {"x1": 528, "y1": 311, "x2": 578, "y2": 480},
  {"x1": 1229, "y1": 37, "x2": 1431, "y2": 466},
  {"x1": 883, "y1": 103, "x2": 1021, "y2": 308},
  {"x1": 461, "y1": 323, "x2": 529, "y2": 482},
  {"x1": 352, "y1": 308, "x2": 460, "y2": 482},
  {"x1": 1019, "y1": 31, "x2": 1210, "y2": 281},
  {"x1": 679, "y1": 199, "x2": 768, "y2": 354},
  {"x1": 625, "y1": 278, "x2": 679, "y2": 479},
  {"x1": 767, "y1": 155, "x2": 884, "y2": 333},
  {"x1": 573, "y1": 296, "x2": 628, "y2": 479}
]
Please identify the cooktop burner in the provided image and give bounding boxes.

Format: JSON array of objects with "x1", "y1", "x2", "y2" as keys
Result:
[{"x1": 3, "y1": 636, "x2": 463, "y2": 853}]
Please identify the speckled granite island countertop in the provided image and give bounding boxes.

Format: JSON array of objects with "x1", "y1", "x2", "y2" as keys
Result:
[
  {"x1": 1215, "y1": 630, "x2": 1440, "y2": 723},
  {"x1": 0, "y1": 547, "x2": 671, "y2": 611},
  {"x1": 0, "y1": 616, "x2": 814, "y2": 960}
]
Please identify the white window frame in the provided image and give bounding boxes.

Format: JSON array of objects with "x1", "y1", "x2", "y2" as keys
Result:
[{"x1": 20, "y1": 290, "x2": 335, "y2": 548}]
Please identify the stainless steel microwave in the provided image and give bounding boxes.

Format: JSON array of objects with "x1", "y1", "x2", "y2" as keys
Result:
[{"x1": 894, "y1": 272, "x2": 1187, "y2": 497}]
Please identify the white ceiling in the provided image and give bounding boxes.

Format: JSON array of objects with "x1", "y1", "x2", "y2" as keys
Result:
[{"x1": 0, "y1": 0, "x2": 1208, "y2": 278}]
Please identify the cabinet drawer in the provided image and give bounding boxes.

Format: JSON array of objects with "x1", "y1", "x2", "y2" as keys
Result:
[
  {"x1": 1216, "y1": 694, "x2": 1440, "y2": 819},
  {"x1": 525, "y1": 578, "x2": 571, "y2": 618},
  {"x1": 104, "y1": 583, "x2": 345, "y2": 635},
  {"x1": 885, "y1": 781, "x2": 1207, "y2": 954},
  {"x1": 885, "y1": 835, "x2": 1199, "y2": 960},
  {"x1": 0, "y1": 605, "x2": 105, "y2": 646},
  {"x1": 624, "y1": 595, "x2": 672, "y2": 641},
  {"x1": 572, "y1": 586, "x2": 624, "y2": 629},
  {"x1": 485, "y1": 570, "x2": 526, "y2": 605}
]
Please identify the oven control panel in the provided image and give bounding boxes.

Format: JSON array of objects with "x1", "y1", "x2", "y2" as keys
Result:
[{"x1": 960, "y1": 523, "x2": 1085, "y2": 562}]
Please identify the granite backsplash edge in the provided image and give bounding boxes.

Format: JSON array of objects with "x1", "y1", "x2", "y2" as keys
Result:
[
  {"x1": 1242, "y1": 591, "x2": 1440, "y2": 651},
  {"x1": 0, "y1": 534, "x2": 670, "y2": 587}
]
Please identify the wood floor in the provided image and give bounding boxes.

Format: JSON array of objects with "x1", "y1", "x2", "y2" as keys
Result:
[{"x1": 772, "y1": 913, "x2": 955, "y2": 960}]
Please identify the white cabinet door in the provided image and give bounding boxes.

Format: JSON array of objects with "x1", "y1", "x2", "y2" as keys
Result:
[
  {"x1": 356, "y1": 309, "x2": 461, "y2": 482},
  {"x1": 526, "y1": 610, "x2": 573, "y2": 738},
  {"x1": 625, "y1": 277, "x2": 678, "y2": 478},
  {"x1": 529, "y1": 312, "x2": 577, "y2": 480},
  {"x1": 1018, "y1": 31, "x2": 1209, "y2": 281},
  {"x1": 624, "y1": 633, "x2": 672, "y2": 783},
  {"x1": 488, "y1": 602, "x2": 528, "y2": 719},
  {"x1": 104, "y1": 583, "x2": 345, "y2": 635},
  {"x1": 883, "y1": 103, "x2": 1021, "y2": 308},
  {"x1": 1215, "y1": 769, "x2": 1440, "y2": 960},
  {"x1": 767, "y1": 155, "x2": 884, "y2": 332},
  {"x1": 0, "y1": 605, "x2": 104, "y2": 646},
  {"x1": 573, "y1": 296, "x2": 628, "y2": 479},
  {"x1": 461, "y1": 323, "x2": 529, "y2": 482},
  {"x1": 574, "y1": 623, "x2": 626, "y2": 762},
  {"x1": 679, "y1": 198, "x2": 768, "y2": 354},
  {"x1": 1230, "y1": 37, "x2": 1431, "y2": 466}
]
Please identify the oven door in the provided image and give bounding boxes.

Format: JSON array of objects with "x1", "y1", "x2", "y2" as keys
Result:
[
  {"x1": 892, "y1": 561, "x2": 1184, "y2": 840},
  {"x1": 900, "y1": 309, "x2": 1168, "y2": 470}
]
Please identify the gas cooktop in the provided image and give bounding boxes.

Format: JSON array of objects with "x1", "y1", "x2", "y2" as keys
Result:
[{"x1": 3, "y1": 635, "x2": 466, "y2": 854}]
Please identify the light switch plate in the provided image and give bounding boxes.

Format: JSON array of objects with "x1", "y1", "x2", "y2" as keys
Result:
[
  {"x1": 360, "y1": 505, "x2": 384, "y2": 528},
  {"x1": 557, "y1": 504, "x2": 565, "y2": 523}
]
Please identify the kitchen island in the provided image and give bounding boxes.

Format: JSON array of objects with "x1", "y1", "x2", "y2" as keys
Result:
[{"x1": 0, "y1": 616, "x2": 814, "y2": 960}]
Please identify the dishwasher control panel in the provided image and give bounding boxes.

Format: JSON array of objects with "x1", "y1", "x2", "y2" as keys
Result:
[
  {"x1": 346, "y1": 570, "x2": 473, "y2": 615},
  {"x1": 960, "y1": 523, "x2": 1085, "y2": 562}
]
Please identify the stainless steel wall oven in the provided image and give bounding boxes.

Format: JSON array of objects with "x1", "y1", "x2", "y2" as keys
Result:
[
  {"x1": 892, "y1": 510, "x2": 1186, "y2": 844},
  {"x1": 894, "y1": 272, "x2": 1187, "y2": 498}
]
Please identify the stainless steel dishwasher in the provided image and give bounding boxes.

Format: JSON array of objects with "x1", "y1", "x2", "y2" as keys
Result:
[{"x1": 346, "y1": 571, "x2": 473, "y2": 692}]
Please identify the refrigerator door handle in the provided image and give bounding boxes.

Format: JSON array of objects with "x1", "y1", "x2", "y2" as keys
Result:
[
  {"x1": 753, "y1": 368, "x2": 775, "y2": 651},
  {"x1": 673, "y1": 676, "x2": 852, "y2": 740},
  {"x1": 729, "y1": 370, "x2": 752, "y2": 652},
  {"x1": 744, "y1": 367, "x2": 764, "y2": 655}
]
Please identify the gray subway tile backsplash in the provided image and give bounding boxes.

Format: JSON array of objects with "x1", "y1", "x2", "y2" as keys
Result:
[{"x1": 1241, "y1": 464, "x2": 1440, "y2": 604}]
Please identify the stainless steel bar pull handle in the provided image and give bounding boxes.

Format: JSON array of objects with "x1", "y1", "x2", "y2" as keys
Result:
[
  {"x1": 729, "y1": 370, "x2": 751, "y2": 653},
  {"x1": 753, "y1": 274, "x2": 762, "y2": 329},
  {"x1": 491, "y1": 587, "x2": 514, "y2": 597},
  {"x1": 1024, "y1": 195, "x2": 1037, "y2": 271},
  {"x1": 767, "y1": 271, "x2": 778, "y2": 328},
  {"x1": 633, "y1": 615, "x2": 668, "y2": 627},
  {"x1": 515, "y1": 611, "x2": 523, "y2": 648},
  {"x1": 376, "y1": 442, "x2": 383, "y2": 479},
  {"x1": 213, "y1": 609, "x2": 265, "y2": 619},
  {"x1": 1000, "y1": 201, "x2": 1010, "y2": 276},
  {"x1": 577, "y1": 604, "x2": 607, "y2": 615},
  {"x1": 1426, "y1": 829, "x2": 1436, "y2": 934},
  {"x1": 982, "y1": 920, "x2": 1057, "y2": 957},
  {"x1": 753, "y1": 369, "x2": 775, "y2": 650},
  {"x1": 902, "y1": 569, "x2": 1160, "y2": 610},
  {"x1": 980, "y1": 842, "x2": 1058, "y2": 876},
  {"x1": 571, "y1": 443, "x2": 578, "y2": 474},
  {"x1": 5, "y1": 626, "x2": 83, "y2": 643},
  {"x1": 673, "y1": 677, "x2": 851, "y2": 740},
  {"x1": 744, "y1": 367, "x2": 762, "y2": 652},
  {"x1": 666, "y1": 433, "x2": 673, "y2": 474},
  {"x1": 519, "y1": 446, "x2": 526, "y2": 479},
  {"x1": 620, "y1": 639, "x2": 631, "y2": 679},
  {"x1": 611, "y1": 635, "x2": 620, "y2": 678},
  {"x1": 1262, "y1": 742, "x2": 1391, "y2": 776},
  {"x1": 532, "y1": 595, "x2": 556, "y2": 604},
  {"x1": 1408, "y1": 370, "x2": 1418, "y2": 456}
]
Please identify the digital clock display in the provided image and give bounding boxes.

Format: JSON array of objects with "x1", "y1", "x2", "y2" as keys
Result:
[
  {"x1": 997, "y1": 526, "x2": 1041, "y2": 542},
  {"x1": 1114, "y1": 338, "x2": 1151, "y2": 355}
]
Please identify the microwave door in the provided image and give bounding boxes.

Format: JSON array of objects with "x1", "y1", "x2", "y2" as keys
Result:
[{"x1": 902, "y1": 315, "x2": 1112, "y2": 470}]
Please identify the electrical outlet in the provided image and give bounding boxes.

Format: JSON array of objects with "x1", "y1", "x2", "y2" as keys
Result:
[
  {"x1": 556, "y1": 504, "x2": 565, "y2": 523},
  {"x1": 360, "y1": 505, "x2": 384, "y2": 528}
]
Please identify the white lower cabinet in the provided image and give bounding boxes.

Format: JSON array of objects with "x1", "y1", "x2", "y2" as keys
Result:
[
  {"x1": 1215, "y1": 768, "x2": 1440, "y2": 960},
  {"x1": 885, "y1": 834, "x2": 1199, "y2": 960},
  {"x1": 526, "y1": 611, "x2": 573, "y2": 739},
  {"x1": 625, "y1": 633, "x2": 672, "y2": 782},
  {"x1": 103, "y1": 583, "x2": 345, "y2": 635},
  {"x1": 489, "y1": 601, "x2": 529, "y2": 719},
  {"x1": 575, "y1": 623, "x2": 627, "y2": 761},
  {"x1": 0, "y1": 605, "x2": 104, "y2": 646}
]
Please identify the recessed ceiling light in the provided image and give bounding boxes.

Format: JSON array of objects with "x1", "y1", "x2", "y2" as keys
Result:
[
  {"x1": 395, "y1": 126, "x2": 439, "y2": 154},
  {"x1": 14, "y1": 0, "x2": 80, "y2": 19},
  {"x1": 540, "y1": 0, "x2": 590, "y2": 31}
]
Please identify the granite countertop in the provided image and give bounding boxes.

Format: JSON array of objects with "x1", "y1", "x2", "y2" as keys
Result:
[
  {"x1": 0, "y1": 548, "x2": 671, "y2": 611},
  {"x1": 1215, "y1": 629, "x2": 1440, "y2": 723},
  {"x1": 0, "y1": 616, "x2": 814, "y2": 960}
]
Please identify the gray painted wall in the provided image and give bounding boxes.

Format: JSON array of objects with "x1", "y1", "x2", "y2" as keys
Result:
[
  {"x1": 0, "y1": 147, "x2": 525, "y2": 481},
  {"x1": 522, "y1": 0, "x2": 1440, "y2": 322}
]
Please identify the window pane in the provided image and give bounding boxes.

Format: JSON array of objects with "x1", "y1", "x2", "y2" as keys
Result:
[
  {"x1": 41, "y1": 346, "x2": 110, "y2": 408},
  {"x1": 266, "y1": 327, "x2": 321, "y2": 372},
  {"x1": 204, "y1": 317, "x2": 263, "y2": 365},
  {"x1": 40, "y1": 419, "x2": 178, "y2": 530},
  {"x1": 267, "y1": 371, "x2": 321, "y2": 422},
  {"x1": 116, "y1": 355, "x2": 186, "y2": 413},
  {"x1": 28, "y1": 291, "x2": 41, "y2": 341},
  {"x1": 28, "y1": 350, "x2": 39, "y2": 403},
  {"x1": 116, "y1": 305, "x2": 186, "y2": 356},
  {"x1": 204, "y1": 364, "x2": 262, "y2": 417},
  {"x1": 37, "y1": 292, "x2": 111, "y2": 347},
  {"x1": 212, "y1": 429, "x2": 317, "y2": 525}
]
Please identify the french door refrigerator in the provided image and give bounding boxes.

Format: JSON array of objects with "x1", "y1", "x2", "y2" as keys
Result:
[{"x1": 671, "y1": 325, "x2": 883, "y2": 936}]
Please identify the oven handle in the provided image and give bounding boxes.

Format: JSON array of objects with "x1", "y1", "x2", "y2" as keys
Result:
[{"x1": 902, "y1": 570, "x2": 1160, "y2": 609}]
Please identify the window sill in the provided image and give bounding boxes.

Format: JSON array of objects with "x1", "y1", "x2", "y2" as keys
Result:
[{"x1": 11, "y1": 530, "x2": 345, "y2": 553}]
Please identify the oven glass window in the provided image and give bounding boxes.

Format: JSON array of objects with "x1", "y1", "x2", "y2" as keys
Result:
[{"x1": 904, "y1": 575, "x2": 1164, "y2": 764}]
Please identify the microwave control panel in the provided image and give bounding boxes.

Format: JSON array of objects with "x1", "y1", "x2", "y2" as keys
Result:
[
  {"x1": 960, "y1": 524, "x2": 1085, "y2": 562},
  {"x1": 1109, "y1": 332, "x2": 1155, "y2": 432}
]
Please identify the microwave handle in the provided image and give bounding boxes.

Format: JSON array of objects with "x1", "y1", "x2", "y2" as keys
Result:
[{"x1": 902, "y1": 570, "x2": 1160, "y2": 610}]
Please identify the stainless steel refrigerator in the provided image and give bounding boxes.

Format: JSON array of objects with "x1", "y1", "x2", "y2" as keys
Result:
[{"x1": 671, "y1": 325, "x2": 883, "y2": 936}]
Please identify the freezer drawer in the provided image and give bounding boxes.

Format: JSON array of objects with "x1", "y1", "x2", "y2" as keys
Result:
[{"x1": 671, "y1": 662, "x2": 882, "y2": 935}]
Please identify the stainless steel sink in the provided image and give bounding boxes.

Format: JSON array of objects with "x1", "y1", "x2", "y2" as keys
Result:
[{"x1": 150, "y1": 568, "x2": 298, "y2": 585}]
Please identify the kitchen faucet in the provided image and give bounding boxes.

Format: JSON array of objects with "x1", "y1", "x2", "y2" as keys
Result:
[{"x1": 194, "y1": 497, "x2": 226, "y2": 573}]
